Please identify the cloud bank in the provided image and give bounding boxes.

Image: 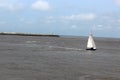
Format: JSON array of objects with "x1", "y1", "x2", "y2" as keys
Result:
[
  {"x1": 31, "y1": 0, "x2": 51, "y2": 11},
  {"x1": 61, "y1": 14, "x2": 96, "y2": 21},
  {"x1": 0, "y1": 0, "x2": 52, "y2": 11},
  {"x1": 0, "y1": 0, "x2": 24, "y2": 11},
  {"x1": 115, "y1": 0, "x2": 120, "y2": 6}
]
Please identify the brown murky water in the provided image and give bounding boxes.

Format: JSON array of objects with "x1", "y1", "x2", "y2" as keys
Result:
[{"x1": 0, "y1": 35, "x2": 120, "y2": 80}]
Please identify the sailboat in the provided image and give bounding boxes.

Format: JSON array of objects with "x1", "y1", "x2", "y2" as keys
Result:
[{"x1": 86, "y1": 32, "x2": 96, "y2": 50}]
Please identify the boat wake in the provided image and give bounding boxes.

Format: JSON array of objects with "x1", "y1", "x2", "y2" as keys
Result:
[
  {"x1": 25, "y1": 41, "x2": 83, "y2": 51},
  {"x1": 48, "y1": 46, "x2": 83, "y2": 51}
]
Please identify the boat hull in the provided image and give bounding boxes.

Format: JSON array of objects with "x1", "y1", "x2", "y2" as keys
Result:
[{"x1": 86, "y1": 48, "x2": 96, "y2": 51}]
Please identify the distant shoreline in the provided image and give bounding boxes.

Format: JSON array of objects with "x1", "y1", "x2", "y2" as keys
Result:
[{"x1": 0, "y1": 32, "x2": 60, "y2": 37}]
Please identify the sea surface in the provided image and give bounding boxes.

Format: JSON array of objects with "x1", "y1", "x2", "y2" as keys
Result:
[{"x1": 0, "y1": 35, "x2": 120, "y2": 80}]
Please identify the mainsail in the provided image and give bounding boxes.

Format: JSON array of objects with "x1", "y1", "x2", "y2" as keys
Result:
[{"x1": 86, "y1": 33, "x2": 96, "y2": 50}]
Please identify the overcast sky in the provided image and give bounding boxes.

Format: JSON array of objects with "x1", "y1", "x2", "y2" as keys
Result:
[{"x1": 0, "y1": 0, "x2": 120, "y2": 37}]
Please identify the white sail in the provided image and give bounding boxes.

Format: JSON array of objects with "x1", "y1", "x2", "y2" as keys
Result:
[{"x1": 86, "y1": 33, "x2": 96, "y2": 50}]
